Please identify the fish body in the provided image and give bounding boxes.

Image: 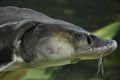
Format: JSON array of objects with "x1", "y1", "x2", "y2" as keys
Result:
[{"x1": 0, "y1": 6, "x2": 117, "y2": 71}]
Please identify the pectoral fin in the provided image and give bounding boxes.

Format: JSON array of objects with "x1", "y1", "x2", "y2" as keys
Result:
[{"x1": 0, "y1": 47, "x2": 15, "y2": 71}]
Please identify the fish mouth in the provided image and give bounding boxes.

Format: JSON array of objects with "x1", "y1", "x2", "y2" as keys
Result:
[{"x1": 77, "y1": 40, "x2": 117, "y2": 60}]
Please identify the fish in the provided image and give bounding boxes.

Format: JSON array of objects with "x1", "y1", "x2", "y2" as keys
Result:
[{"x1": 0, "y1": 6, "x2": 117, "y2": 71}]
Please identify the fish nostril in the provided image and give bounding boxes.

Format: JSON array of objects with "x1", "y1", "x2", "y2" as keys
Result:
[
  {"x1": 87, "y1": 35, "x2": 92, "y2": 45},
  {"x1": 90, "y1": 34, "x2": 96, "y2": 41}
]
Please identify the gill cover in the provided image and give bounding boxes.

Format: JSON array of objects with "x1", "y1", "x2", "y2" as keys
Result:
[{"x1": 0, "y1": 20, "x2": 40, "y2": 71}]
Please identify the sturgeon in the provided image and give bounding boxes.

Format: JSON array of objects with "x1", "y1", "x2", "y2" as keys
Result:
[{"x1": 0, "y1": 6, "x2": 117, "y2": 71}]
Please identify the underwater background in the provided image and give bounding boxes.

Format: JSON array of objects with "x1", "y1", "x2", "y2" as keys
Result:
[{"x1": 0, "y1": 0, "x2": 120, "y2": 80}]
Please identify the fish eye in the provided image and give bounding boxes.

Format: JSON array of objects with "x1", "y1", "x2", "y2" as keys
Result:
[{"x1": 75, "y1": 33, "x2": 82, "y2": 39}]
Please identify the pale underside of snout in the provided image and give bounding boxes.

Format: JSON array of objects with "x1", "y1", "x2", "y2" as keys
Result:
[{"x1": 74, "y1": 40, "x2": 117, "y2": 60}]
